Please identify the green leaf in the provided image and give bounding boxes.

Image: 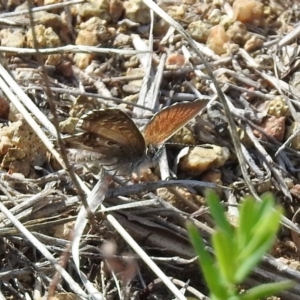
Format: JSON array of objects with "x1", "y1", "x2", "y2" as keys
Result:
[
  {"x1": 187, "y1": 222, "x2": 229, "y2": 298},
  {"x1": 259, "y1": 193, "x2": 276, "y2": 215},
  {"x1": 188, "y1": 191, "x2": 286, "y2": 300},
  {"x1": 205, "y1": 190, "x2": 233, "y2": 238},
  {"x1": 237, "y1": 194, "x2": 276, "y2": 252},
  {"x1": 237, "y1": 197, "x2": 257, "y2": 250},
  {"x1": 238, "y1": 208, "x2": 281, "y2": 261},
  {"x1": 238, "y1": 195, "x2": 266, "y2": 235},
  {"x1": 235, "y1": 239, "x2": 275, "y2": 283},
  {"x1": 235, "y1": 209, "x2": 282, "y2": 282},
  {"x1": 239, "y1": 281, "x2": 294, "y2": 300},
  {"x1": 212, "y1": 230, "x2": 236, "y2": 284}
]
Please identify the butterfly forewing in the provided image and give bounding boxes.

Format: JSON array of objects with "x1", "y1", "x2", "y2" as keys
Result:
[
  {"x1": 78, "y1": 109, "x2": 146, "y2": 154},
  {"x1": 143, "y1": 100, "x2": 208, "y2": 147},
  {"x1": 67, "y1": 109, "x2": 148, "y2": 174}
]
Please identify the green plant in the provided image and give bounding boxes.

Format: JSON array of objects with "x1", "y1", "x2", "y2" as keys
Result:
[{"x1": 187, "y1": 190, "x2": 294, "y2": 300}]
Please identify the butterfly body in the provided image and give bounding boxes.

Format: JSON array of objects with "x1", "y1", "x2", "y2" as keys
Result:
[{"x1": 66, "y1": 100, "x2": 207, "y2": 175}]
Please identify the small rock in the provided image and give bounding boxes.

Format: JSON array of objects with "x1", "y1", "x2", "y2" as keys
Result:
[
  {"x1": 8, "y1": 159, "x2": 31, "y2": 177},
  {"x1": 33, "y1": 12, "x2": 62, "y2": 30},
  {"x1": 285, "y1": 178, "x2": 294, "y2": 189},
  {"x1": 200, "y1": 170, "x2": 222, "y2": 185},
  {"x1": 45, "y1": 54, "x2": 63, "y2": 66},
  {"x1": 206, "y1": 25, "x2": 229, "y2": 55},
  {"x1": 267, "y1": 96, "x2": 289, "y2": 118},
  {"x1": 123, "y1": 55, "x2": 139, "y2": 69},
  {"x1": 220, "y1": 15, "x2": 235, "y2": 28},
  {"x1": 109, "y1": 0, "x2": 124, "y2": 22},
  {"x1": 289, "y1": 260, "x2": 300, "y2": 270},
  {"x1": 169, "y1": 127, "x2": 196, "y2": 145},
  {"x1": 26, "y1": 25, "x2": 61, "y2": 48},
  {"x1": 2, "y1": 148, "x2": 26, "y2": 168},
  {"x1": 244, "y1": 35, "x2": 264, "y2": 52},
  {"x1": 224, "y1": 42, "x2": 240, "y2": 55},
  {"x1": 153, "y1": 19, "x2": 170, "y2": 36},
  {"x1": 0, "y1": 119, "x2": 48, "y2": 170},
  {"x1": 56, "y1": 60, "x2": 73, "y2": 77},
  {"x1": 253, "y1": 116, "x2": 285, "y2": 142},
  {"x1": 226, "y1": 21, "x2": 249, "y2": 45},
  {"x1": 76, "y1": 29, "x2": 99, "y2": 46},
  {"x1": 122, "y1": 84, "x2": 140, "y2": 94},
  {"x1": 233, "y1": 0, "x2": 264, "y2": 25},
  {"x1": 0, "y1": 29, "x2": 25, "y2": 48},
  {"x1": 165, "y1": 53, "x2": 186, "y2": 70},
  {"x1": 0, "y1": 96, "x2": 10, "y2": 119},
  {"x1": 113, "y1": 33, "x2": 132, "y2": 48},
  {"x1": 208, "y1": 8, "x2": 222, "y2": 25},
  {"x1": 179, "y1": 145, "x2": 230, "y2": 176},
  {"x1": 69, "y1": 96, "x2": 101, "y2": 117},
  {"x1": 256, "y1": 180, "x2": 272, "y2": 194},
  {"x1": 124, "y1": 0, "x2": 150, "y2": 24},
  {"x1": 79, "y1": 17, "x2": 108, "y2": 42},
  {"x1": 0, "y1": 136, "x2": 13, "y2": 155},
  {"x1": 123, "y1": 68, "x2": 144, "y2": 92},
  {"x1": 166, "y1": 5, "x2": 185, "y2": 19},
  {"x1": 74, "y1": 53, "x2": 94, "y2": 69},
  {"x1": 74, "y1": 18, "x2": 108, "y2": 68},
  {"x1": 59, "y1": 117, "x2": 79, "y2": 134},
  {"x1": 78, "y1": 0, "x2": 111, "y2": 21},
  {"x1": 187, "y1": 20, "x2": 211, "y2": 43},
  {"x1": 290, "y1": 184, "x2": 300, "y2": 200}
]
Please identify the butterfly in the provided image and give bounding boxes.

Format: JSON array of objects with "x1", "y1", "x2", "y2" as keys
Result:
[{"x1": 66, "y1": 100, "x2": 207, "y2": 175}]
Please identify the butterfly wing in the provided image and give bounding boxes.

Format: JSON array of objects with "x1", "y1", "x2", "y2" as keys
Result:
[
  {"x1": 78, "y1": 109, "x2": 146, "y2": 154},
  {"x1": 65, "y1": 132, "x2": 123, "y2": 164},
  {"x1": 66, "y1": 109, "x2": 147, "y2": 173},
  {"x1": 143, "y1": 100, "x2": 208, "y2": 147}
]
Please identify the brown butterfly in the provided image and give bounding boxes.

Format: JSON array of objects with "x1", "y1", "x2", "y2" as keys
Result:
[{"x1": 66, "y1": 100, "x2": 207, "y2": 175}]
